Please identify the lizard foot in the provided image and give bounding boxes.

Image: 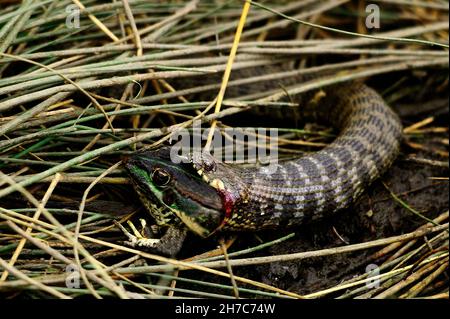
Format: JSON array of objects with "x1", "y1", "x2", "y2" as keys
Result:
[{"x1": 114, "y1": 219, "x2": 187, "y2": 257}]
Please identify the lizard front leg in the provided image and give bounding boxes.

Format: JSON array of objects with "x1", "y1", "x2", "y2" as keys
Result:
[{"x1": 114, "y1": 220, "x2": 187, "y2": 257}]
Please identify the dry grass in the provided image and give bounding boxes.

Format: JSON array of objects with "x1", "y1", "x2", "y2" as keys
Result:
[{"x1": 0, "y1": 0, "x2": 448, "y2": 299}]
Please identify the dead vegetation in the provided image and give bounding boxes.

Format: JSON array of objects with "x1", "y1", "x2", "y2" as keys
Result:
[{"x1": 0, "y1": 0, "x2": 448, "y2": 299}]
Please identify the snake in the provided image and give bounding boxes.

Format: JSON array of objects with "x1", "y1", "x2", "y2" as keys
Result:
[{"x1": 122, "y1": 70, "x2": 403, "y2": 252}]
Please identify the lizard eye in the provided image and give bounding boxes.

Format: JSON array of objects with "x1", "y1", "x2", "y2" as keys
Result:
[{"x1": 151, "y1": 168, "x2": 171, "y2": 187}]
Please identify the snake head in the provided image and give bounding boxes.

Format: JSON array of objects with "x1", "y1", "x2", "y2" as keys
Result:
[
  {"x1": 189, "y1": 149, "x2": 247, "y2": 207},
  {"x1": 186, "y1": 149, "x2": 251, "y2": 232},
  {"x1": 123, "y1": 147, "x2": 228, "y2": 237}
]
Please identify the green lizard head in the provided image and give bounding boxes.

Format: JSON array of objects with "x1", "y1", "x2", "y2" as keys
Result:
[{"x1": 123, "y1": 147, "x2": 227, "y2": 237}]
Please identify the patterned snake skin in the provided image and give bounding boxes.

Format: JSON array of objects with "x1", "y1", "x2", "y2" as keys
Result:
[{"x1": 200, "y1": 81, "x2": 404, "y2": 231}]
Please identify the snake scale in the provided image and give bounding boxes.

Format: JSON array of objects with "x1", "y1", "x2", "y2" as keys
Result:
[{"x1": 123, "y1": 66, "x2": 403, "y2": 251}]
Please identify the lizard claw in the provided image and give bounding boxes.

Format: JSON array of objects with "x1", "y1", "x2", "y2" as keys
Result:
[{"x1": 113, "y1": 220, "x2": 160, "y2": 248}]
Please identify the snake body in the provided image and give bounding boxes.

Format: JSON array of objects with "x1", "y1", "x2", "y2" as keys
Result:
[
  {"x1": 219, "y1": 82, "x2": 403, "y2": 231},
  {"x1": 125, "y1": 75, "x2": 403, "y2": 238}
]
